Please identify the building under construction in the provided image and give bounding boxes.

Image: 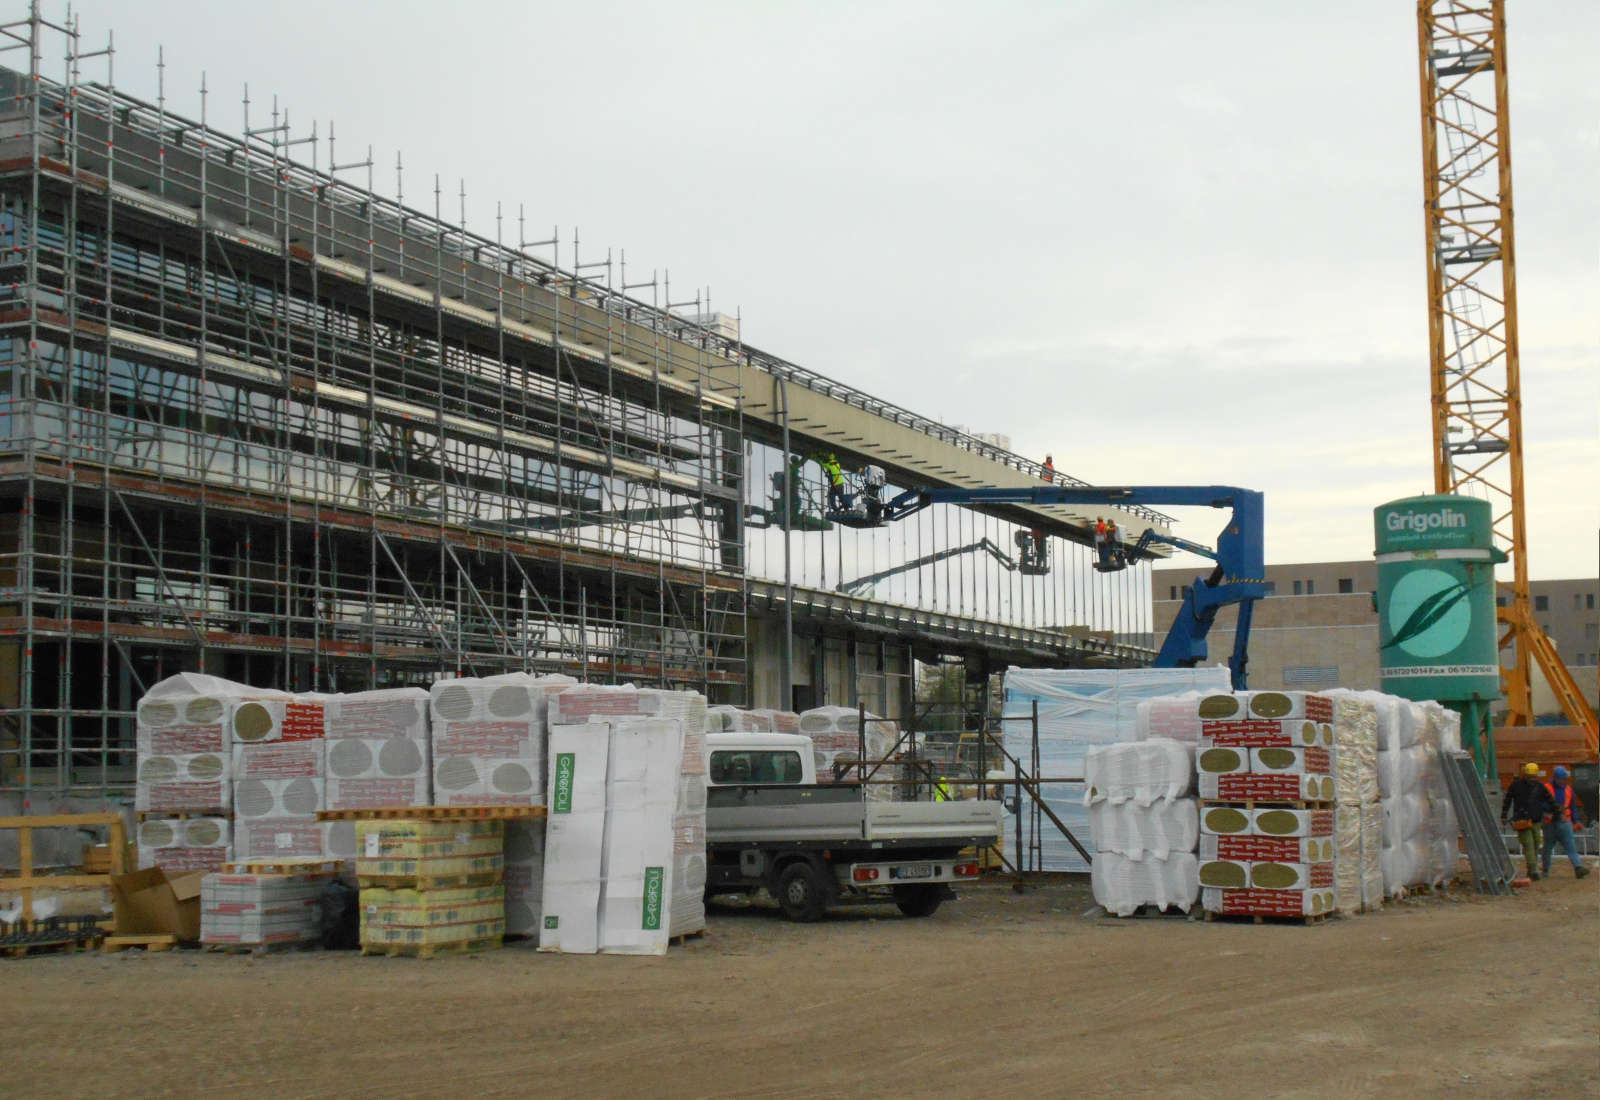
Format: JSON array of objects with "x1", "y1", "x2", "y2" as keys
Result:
[{"x1": 0, "y1": 10, "x2": 1166, "y2": 798}]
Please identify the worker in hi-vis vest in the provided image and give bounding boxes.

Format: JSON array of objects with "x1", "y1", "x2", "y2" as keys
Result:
[
  {"x1": 1501, "y1": 762, "x2": 1551, "y2": 879},
  {"x1": 820, "y1": 453, "x2": 845, "y2": 511},
  {"x1": 1541, "y1": 766, "x2": 1591, "y2": 879}
]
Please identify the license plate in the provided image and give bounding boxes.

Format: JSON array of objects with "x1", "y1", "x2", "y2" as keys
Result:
[{"x1": 892, "y1": 863, "x2": 932, "y2": 880}]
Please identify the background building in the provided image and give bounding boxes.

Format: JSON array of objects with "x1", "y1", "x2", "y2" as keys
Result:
[{"x1": 1153, "y1": 559, "x2": 1600, "y2": 714}]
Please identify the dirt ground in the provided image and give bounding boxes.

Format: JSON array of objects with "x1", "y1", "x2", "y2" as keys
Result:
[{"x1": 6, "y1": 874, "x2": 1596, "y2": 1098}]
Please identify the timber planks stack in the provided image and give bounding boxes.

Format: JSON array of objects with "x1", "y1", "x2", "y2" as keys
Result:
[{"x1": 354, "y1": 816, "x2": 509, "y2": 958}]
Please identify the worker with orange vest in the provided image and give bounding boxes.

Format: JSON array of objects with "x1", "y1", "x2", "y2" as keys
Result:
[
  {"x1": 1539, "y1": 765, "x2": 1591, "y2": 879},
  {"x1": 1041, "y1": 454, "x2": 1055, "y2": 483},
  {"x1": 1501, "y1": 763, "x2": 1552, "y2": 880}
]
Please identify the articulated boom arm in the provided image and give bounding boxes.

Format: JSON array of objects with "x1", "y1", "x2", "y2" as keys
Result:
[{"x1": 835, "y1": 484, "x2": 1267, "y2": 688}]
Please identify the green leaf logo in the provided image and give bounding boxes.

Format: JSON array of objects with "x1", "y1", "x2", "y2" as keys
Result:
[{"x1": 1383, "y1": 581, "x2": 1471, "y2": 651}]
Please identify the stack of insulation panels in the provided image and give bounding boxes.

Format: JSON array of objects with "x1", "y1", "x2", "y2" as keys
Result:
[
  {"x1": 1367, "y1": 695, "x2": 1460, "y2": 896},
  {"x1": 1199, "y1": 803, "x2": 1338, "y2": 918},
  {"x1": 356, "y1": 819, "x2": 505, "y2": 955},
  {"x1": 429, "y1": 673, "x2": 573, "y2": 807},
  {"x1": 540, "y1": 699, "x2": 707, "y2": 955},
  {"x1": 798, "y1": 706, "x2": 900, "y2": 799},
  {"x1": 1325, "y1": 691, "x2": 1383, "y2": 913},
  {"x1": 200, "y1": 865, "x2": 337, "y2": 949},
  {"x1": 1194, "y1": 692, "x2": 1338, "y2": 921},
  {"x1": 228, "y1": 697, "x2": 327, "y2": 862},
  {"x1": 322, "y1": 688, "x2": 433, "y2": 871},
  {"x1": 1001, "y1": 667, "x2": 1233, "y2": 872},
  {"x1": 135, "y1": 674, "x2": 284, "y2": 872},
  {"x1": 1084, "y1": 739, "x2": 1199, "y2": 916},
  {"x1": 707, "y1": 706, "x2": 803, "y2": 733}
]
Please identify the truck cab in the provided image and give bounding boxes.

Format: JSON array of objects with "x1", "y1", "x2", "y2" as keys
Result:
[{"x1": 703, "y1": 732, "x2": 1002, "y2": 922}]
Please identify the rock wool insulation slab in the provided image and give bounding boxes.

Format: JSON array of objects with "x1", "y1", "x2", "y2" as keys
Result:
[{"x1": 599, "y1": 718, "x2": 683, "y2": 956}]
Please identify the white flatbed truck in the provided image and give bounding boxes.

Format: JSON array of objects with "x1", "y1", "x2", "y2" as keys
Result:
[{"x1": 703, "y1": 732, "x2": 1004, "y2": 921}]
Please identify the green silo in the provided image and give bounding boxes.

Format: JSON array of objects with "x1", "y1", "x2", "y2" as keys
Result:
[{"x1": 1374, "y1": 494, "x2": 1505, "y2": 775}]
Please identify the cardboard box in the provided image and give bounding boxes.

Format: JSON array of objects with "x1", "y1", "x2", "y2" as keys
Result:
[{"x1": 110, "y1": 867, "x2": 206, "y2": 941}]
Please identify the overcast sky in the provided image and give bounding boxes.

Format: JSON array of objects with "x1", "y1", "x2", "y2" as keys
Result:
[{"x1": 65, "y1": 0, "x2": 1599, "y2": 579}]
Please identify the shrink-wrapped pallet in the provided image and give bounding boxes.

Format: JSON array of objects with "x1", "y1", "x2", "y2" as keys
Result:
[
  {"x1": 1334, "y1": 804, "x2": 1364, "y2": 914},
  {"x1": 539, "y1": 723, "x2": 609, "y2": 954},
  {"x1": 747, "y1": 708, "x2": 801, "y2": 734},
  {"x1": 136, "y1": 673, "x2": 284, "y2": 757},
  {"x1": 548, "y1": 684, "x2": 705, "y2": 732},
  {"x1": 799, "y1": 705, "x2": 902, "y2": 799},
  {"x1": 361, "y1": 883, "x2": 506, "y2": 945},
  {"x1": 429, "y1": 673, "x2": 572, "y2": 806},
  {"x1": 670, "y1": 718, "x2": 709, "y2": 939},
  {"x1": 1002, "y1": 667, "x2": 1231, "y2": 873},
  {"x1": 137, "y1": 816, "x2": 231, "y2": 872},
  {"x1": 201, "y1": 869, "x2": 334, "y2": 947},
  {"x1": 598, "y1": 718, "x2": 683, "y2": 956},
  {"x1": 1082, "y1": 739, "x2": 1194, "y2": 807},
  {"x1": 1134, "y1": 693, "x2": 1206, "y2": 743},
  {"x1": 1090, "y1": 851, "x2": 1198, "y2": 917},
  {"x1": 324, "y1": 688, "x2": 431, "y2": 810},
  {"x1": 1087, "y1": 798, "x2": 1198, "y2": 862},
  {"x1": 354, "y1": 818, "x2": 503, "y2": 878}
]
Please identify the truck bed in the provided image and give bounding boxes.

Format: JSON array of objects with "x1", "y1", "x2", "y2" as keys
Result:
[{"x1": 706, "y1": 784, "x2": 1003, "y2": 847}]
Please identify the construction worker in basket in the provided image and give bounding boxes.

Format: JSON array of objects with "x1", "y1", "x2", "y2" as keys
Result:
[
  {"x1": 1540, "y1": 765, "x2": 1591, "y2": 879},
  {"x1": 1094, "y1": 516, "x2": 1107, "y2": 546},
  {"x1": 1041, "y1": 454, "x2": 1054, "y2": 483},
  {"x1": 1501, "y1": 762, "x2": 1552, "y2": 880},
  {"x1": 819, "y1": 453, "x2": 845, "y2": 512}
]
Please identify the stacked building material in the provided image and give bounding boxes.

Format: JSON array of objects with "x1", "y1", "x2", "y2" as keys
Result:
[
  {"x1": 1193, "y1": 691, "x2": 1338, "y2": 921},
  {"x1": 1084, "y1": 738, "x2": 1199, "y2": 916},
  {"x1": 1134, "y1": 693, "x2": 1207, "y2": 744},
  {"x1": 230, "y1": 697, "x2": 327, "y2": 862},
  {"x1": 746, "y1": 708, "x2": 801, "y2": 733},
  {"x1": 200, "y1": 865, "x2": 337, "y2": 949},
  {"x1": 429, "y1": 673, "x2": 573, "y2": 806},
  {"x1": 540, "y1": 722, "x2": 611, "y2": 954},
  {"x1": 598, "y1": 718, "x2": 684, "y2": 955},
  {"x1": 356, "y1": 819, "x2": 505, "y2": 955},
  {"x1": 1001, "y1": 667, "x2": 1233, "y2": 872},
  {"x1": 671, "y1": 715, "x2": 709, "y2": 939},
  {"x1": 1199, "y1": 804, "x2": 1337, "y2": 919},
  {"x1": 1325, "y1": 691, "x2": 1383, "y2": 913},
  {"x1": 1364, "y1": 694, "x2": 1460, "y2": 895},
  {"x1": 544, "y1": 684, "x2": 708, "y2": 945},
  {"x1": 135, "y1": 674, "x2": 283, "y2": 822},
  {"x1": 137, "y1": 817, "x2": 231, "y2": 872},
  {"x1": 502, "y1": 818, "x2": 546, "y2": 937},
  {"x1": 322, "y1": 688, "x2": 433, "y2": 871},
  {"x1": 798, "y1": 706, "x2": 902, "y2": 799}
]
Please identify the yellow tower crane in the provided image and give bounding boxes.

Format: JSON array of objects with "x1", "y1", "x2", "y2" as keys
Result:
[{"x1": 1415, "y1": 0, "x2": 1598, "y2": 755}]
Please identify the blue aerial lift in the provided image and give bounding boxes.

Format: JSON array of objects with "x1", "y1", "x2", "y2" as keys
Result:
[{"x1": 824, "y1": 475, "x2": 1267, "y2": 689}]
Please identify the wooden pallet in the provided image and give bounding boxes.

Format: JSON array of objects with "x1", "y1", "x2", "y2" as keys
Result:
[
  {"x1": 203, "y1": 939, "x2": 320, "y2": 957},
  {"x1": 670, "y1": 929, "x2": 707, "y2": 947},
  {"x1": 222, "y1": 859, "x2": 344, "y2": 876},
  {"x1": 101, "y1": 933, "x2": 178, "y2": 953},
  {"x1": 3, "y1": 935, "x2": 90, "y2": 959},
  {"x1": 360, "y1": 935, "x2": 501, "y2": 959},
  {"x1": 317, "y1": 805, "x2": 546, "y2": 822},
  {"x1": 357, "y1": 871, "x2": 503, "y2": 891},
  {"x1": 1202, "y1": 911, "x2": 1328, "y2": 927},
  {"x1": 135, "y1": 810, "x2": 225, "y2": 821}
]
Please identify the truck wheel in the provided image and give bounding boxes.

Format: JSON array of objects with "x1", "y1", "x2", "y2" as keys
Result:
[
  {"x1": 894, "y1": 885, "x2": 944, "y2": 918},
  {"x1": 776, "y1": 862, "x2": 829, "y2": 923}
]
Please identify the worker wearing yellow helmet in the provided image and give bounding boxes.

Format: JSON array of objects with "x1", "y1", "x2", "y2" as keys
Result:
[{"x1": 1500, "y1": 762, "x2": 1552, "y2": 880}]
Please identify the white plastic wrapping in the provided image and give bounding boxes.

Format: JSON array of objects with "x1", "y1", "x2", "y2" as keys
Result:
[
  {"x1": 1087, "y1": 798, "x2": 1198, "y2": 862},
  {"x1": 1082, "y1": 739, "x2": 1195, "y2": 807},
  {"x1": 1090, "y1": 851, "x2": 1198, "y2": 917},
  {"x1": 598, "y1": 718, "x2": 683, "y2": 956},
  {"x1": 539, "y1": 723, "x2": 610, "y2": 954},
  {"x1": 1134, "y1": 693, "x2": 1206, "y2": 743}
]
